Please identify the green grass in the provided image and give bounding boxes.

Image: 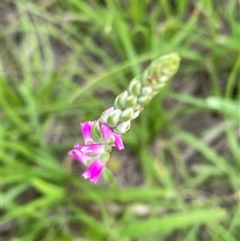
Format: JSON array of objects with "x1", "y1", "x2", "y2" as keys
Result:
[{"x1": 2, "y1": 0, "x2": 239, "y2": 240}]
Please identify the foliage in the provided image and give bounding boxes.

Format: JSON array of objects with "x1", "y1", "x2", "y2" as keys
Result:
[{"x1": 2, "y1": 0, "x2": 239, "y2": 240}]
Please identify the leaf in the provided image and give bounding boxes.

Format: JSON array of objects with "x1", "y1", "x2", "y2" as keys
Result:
[
  {"x1": 31, "y1": 178, "x2": 64, "y2": 200},
  {"x1": 2, "y1": 183, "x2": 30, "y2": 207},
  {"x1": 120, "y1": 209, "x2": 226, "y2": 238}
]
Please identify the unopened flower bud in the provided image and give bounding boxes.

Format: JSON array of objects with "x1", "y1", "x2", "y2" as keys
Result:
[
  {"x1": 128, "y1": 78, "x2": 142, "y2": 96},
  {"x1": 138, "y1": 96, "x2": 151, "y2": 105},
  {"x1": 131, "y1": 110, "x2": 141, "y2": 120},
  {"x1": 126, "y1": 95, "x2": 137, "y2": 107},
  {"x1": 107, "y1": 109, "x2": 122, "y2": 127},
  {"x1": 141, "y1": 86, "x2": 153, "y2": 96},
  {"x1": 114, "y1": 90, "x2": 128, "y2": 109},
  {"x1": 114, "y1": 121, "x2": 131, "y2": 134},
  {"x1": 134, "y1": 104, "x2": 142, "y2": 111},
  {"x1": 121, "y1": 108, "x2": 134, "y2": 121},
  {"x1": 100, "y1": 107, "x2": 114, "y2": 123}
]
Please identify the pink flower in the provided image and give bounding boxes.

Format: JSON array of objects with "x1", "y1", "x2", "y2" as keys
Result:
[
  {"x1": 80, "y1": 121, "x2": 95, "y2": 144},
  {"x1": 82, "y1": 159, "x2": 105, "y2": 183},
  {"x1": 68, "y1": 119, "x2": 124, "y2": 183},
  {"x1": 68, "y1": 144, "x2": 105, "y2": 165},
  {"x1": 101, "y1": 123, "x2": 124, "y2": 150},
  {"x1": 80, "y1": 121, "x2": 124, "y2": 150}
]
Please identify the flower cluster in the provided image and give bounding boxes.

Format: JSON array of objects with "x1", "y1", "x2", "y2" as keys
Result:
[
  {"x1": 68, "y1": 53, "x2": 180, "y2": 183},
  {"x1": 68, "y1": 118, "x2": 124, "y2": 183}
]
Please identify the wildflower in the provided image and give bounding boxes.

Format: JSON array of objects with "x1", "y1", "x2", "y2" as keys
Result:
[
  {"x1": 68, "y1": 53, "x2": 180, "y2": 183},
  {"x1": 68, "y1": 120, "x2": 124, "y2": 183}
]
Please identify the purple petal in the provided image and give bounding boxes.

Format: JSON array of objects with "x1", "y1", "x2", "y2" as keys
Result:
[
  {"x1": 101, "y1": 123, "x2": 124, "y2": 150},
  {"x1": 113, "y1": 133, "x2": 124, "y2": 150},
  {"x1": 82, "y1": 159, "x2": 105, "y2": 184},
  {"x1": 68, "y1": 149, "x2": 91, "y2": 165},
  {"x1": 101, "y1": 123, "x2": 115, "y2": 144},
  {"x1": 74, "y1": 143, "x2": 84, "y2": 149},
  {"x1": 80, "y1": 144, "x2": 105, "y2": 155},
  {"x1": 80, "y1": 121, "x2": 95, "y2": 144}
]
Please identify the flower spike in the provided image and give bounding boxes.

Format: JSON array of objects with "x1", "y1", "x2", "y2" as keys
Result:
[{"x1": 68, "y1": 53, "x2": 180, "y2": 183}]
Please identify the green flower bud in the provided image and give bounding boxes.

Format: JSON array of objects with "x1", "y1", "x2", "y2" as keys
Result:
[
  {"x1": 121, "y1": 108, "x2": 134, "y2": 121},
  {"x1": 138, "y1": 95, "x2": 151, "y2": 105},
  {"x1": 128, "y1": 78, "x2": 142, "y2": 96},
  {"x1": 126, "y1": 95, "x2": 137, "y2": 107},
  {"x1": 141, "y1": 86, "x2": 153, "y2": 96},
  {"x1": 100, "y1": 109, "x2": 111, "y2": 123},
  {"x1": 114, "y1": 121, "x2": 131, "y2": 134},
  {"x1": 134, "y1": 104, "x2": 142, "y2": 111},
  {"x1": 107, "y1": 109, "x2": 122, "y2": 127},
  {"x1": 131, "y1": 110, "x2": 141, "y2": 120},
  {"x1": 114, "y1": 90, "x2": 128, "y2": 109},
  {"x1": 141, "y1": 52, "x2": 180, "y2": 86}
]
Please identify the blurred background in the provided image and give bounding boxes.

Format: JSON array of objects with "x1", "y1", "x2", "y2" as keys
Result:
[{"x1": 2, "y1": 0, "x2": 239, "y2": 240}]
